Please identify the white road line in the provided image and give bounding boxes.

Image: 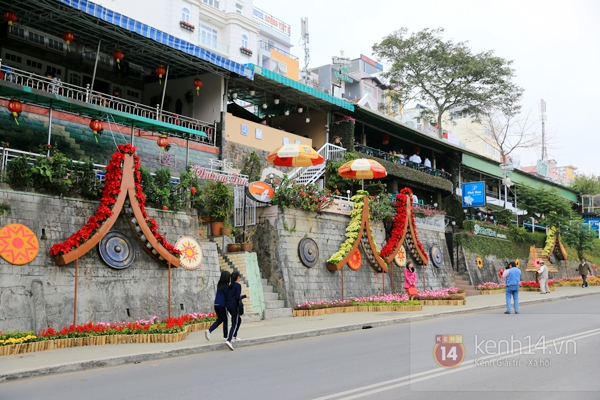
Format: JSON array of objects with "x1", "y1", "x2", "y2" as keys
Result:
[{"x1": 313, "y1": 327, "x2": 600, "y2": 400}]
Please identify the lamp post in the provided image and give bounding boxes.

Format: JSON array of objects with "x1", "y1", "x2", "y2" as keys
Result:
[{"x1": 499, "y1": 161, "x2": 514, "y2": 209}]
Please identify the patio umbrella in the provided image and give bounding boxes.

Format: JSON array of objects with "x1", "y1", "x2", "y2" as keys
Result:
[
  {"x1": 266, "y1": 144, "x2": 324, "y2": 167},
  {"x1": 338, "y1": 158, "x2": 387, "y2": 189}
]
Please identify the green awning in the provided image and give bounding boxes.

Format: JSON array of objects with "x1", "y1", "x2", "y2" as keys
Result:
[
  {"x1": 462, "y1": 153, "x2": 578, "y2": 202},
  {"x1": 0, "y1": 82, "x2": 207, "y2": 138}
]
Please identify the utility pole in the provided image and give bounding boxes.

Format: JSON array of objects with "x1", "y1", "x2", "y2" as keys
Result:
[
  {"x1": 540, "y1": 99, "x2": 547, "y2": 161},
  {"x1": 301, "y1": 17, "x2": 310, "y2": 84}
]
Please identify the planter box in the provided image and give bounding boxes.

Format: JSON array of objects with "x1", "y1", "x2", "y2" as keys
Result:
[
  {"x1": 479, "y1": 289, "x2": 506, "y2": 295},
  {"x1": 292, "y1": 304, "x2": 422, "y2": 317},
  {"x1": 520, "y1": 286, "x2": 556, "y2": 292},
  {"x1": 419, "y1": 299, "x2": 466, "y2": 306},
  {"x1": 0, "y1": 321, "x2": 212, "y2": 357}
]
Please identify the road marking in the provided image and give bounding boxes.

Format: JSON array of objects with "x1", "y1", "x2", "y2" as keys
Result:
[{"x1": 313, "y1": 328, "x2": 600, "y2": 400}]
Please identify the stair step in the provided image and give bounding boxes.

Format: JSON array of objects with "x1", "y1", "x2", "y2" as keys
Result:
[
  {"x1": 263, "y1": 292, "x2": 279, "y2": 301},
  {"x1": 265, "y1": 299, "x2": 285, "y2": 309},
  {"x1": 262, "y1": 285, "x2": 274, "y2": 293},
  {"x1": 261, "y1": 278, "x2": 268, "y2": 285},
  {"x1": 264, "y1": 308, "x2": 293, "y2": 319}
]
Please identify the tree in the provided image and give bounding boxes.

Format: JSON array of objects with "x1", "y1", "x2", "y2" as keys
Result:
[
  {"x1": 372, "y1": 27, "x2": 524, "y2": 139},
  {"x1": 563, "y1": 219, "x2": 598, "y2": 259},
  {"x1": 514, "y1": 184, "x2": 574, "y2": 227},
  {"x1": 570, "y1": 174, "x2": 600, "y2": 195}
]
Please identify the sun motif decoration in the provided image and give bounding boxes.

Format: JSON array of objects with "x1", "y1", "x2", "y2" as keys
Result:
[
  {"x1": 394, "y1": 246, "x2": 406, "y2": 267},
  {"x1": 515, "y1": 258, "x2": 521, "y2": 268},
  {"x1": 476, "y1": 257, "x2": 483, "y2": 269},
  {"x1": 348, "y1": 249, "x2": 362, "y2": 271},
  {"x1": 0, "y1": 224, "x2": 40, "y2": 265},
  {"x1": 175, "y1": 236, "x2": 203, "y2": 270}
]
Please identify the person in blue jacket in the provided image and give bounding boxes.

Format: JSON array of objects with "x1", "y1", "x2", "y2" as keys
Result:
[
  {"x1": 225, "y1": 271, "x2": 249, "y2": 350},
  {"x1": 205, "y1": 271, "x2": 230, "y2": 341},
  {"x1": 502, "y1": 261, "x2": 521, "y2": 314}
]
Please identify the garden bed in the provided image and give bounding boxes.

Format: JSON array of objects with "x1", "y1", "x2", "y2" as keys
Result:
[
  {"x1": 479, "y1": 289, "x2": 506, "y2": 295},
  {"x1": 292, "y1": 305, "x2": 422, "y2": 317},
  {"x1": 419, "y1": 299, "x2": 466, "y2": 306}
]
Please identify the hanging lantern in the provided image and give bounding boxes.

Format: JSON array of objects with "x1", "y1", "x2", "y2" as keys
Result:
[
  {"x1": 62, "y1": 30, "x2": 74, "y2": 52},
  {"x1": 157, "y1": 134, "x2": 169, "y2": 150},
  {"x1": 193, "y1": 78, "x2": 203, "y2": 96},
  {"x1": 89, "y1": 119, "x2": 103, "y2": 143},
  {"x1": 4, "y1": 9, "x2": 17, "y2": 33},
  {"x1": 248, "y1": 86, "x2": 255, "y2": 96},
  {"x1": 113, "y1": 49, "x2": 124, "y2": 69},
  {"x1": 7, "y1": 98, "x2": 22, "y2": 125},
  {"x1": 155, "y1": 65, "x2": 166, "y2": 85},
  {"x1": 190, "y1": 187, "x2": 197, "y2": 196},
  {"x1": 382, "y1": 134, "x2": 390, "y2": 145}
]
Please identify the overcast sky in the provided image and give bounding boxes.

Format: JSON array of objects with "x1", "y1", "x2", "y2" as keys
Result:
[{"x1": 255, "y1": 0, "x2": 600, "y2": 176}]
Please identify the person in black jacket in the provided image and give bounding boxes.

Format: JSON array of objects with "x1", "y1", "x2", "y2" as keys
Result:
[
  {"x1": 205, "y1": 271, "x2": 230, "y2": 342},
  {"x1": 225, "y1": 271, "x2": 249, "y2": 350}
]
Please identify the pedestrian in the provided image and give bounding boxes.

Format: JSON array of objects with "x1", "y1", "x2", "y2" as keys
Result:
[
  {"x1": 404, "y1": 261, "x2": 418, "y2": 300},
  {"x1": 577, "y1": 258, "x2": 592, "y2": 288},
  {"x1": 205, "y1": 271, "x2": 230, "y2": 342},
  {"x1": 225, "y1": 271, "x2": 249, "y2": 350},
  {"x1": 502, "y1": 261, "x2": 521, "y2": 314},
  {"x1": 537, "y1": 260, "x2": 549, "y2": 294}
]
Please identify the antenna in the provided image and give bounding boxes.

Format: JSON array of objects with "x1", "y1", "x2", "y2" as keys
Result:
[
  {"x1": 301, "y1": 17, "x2": 310, "y2": 84},
  {"x1": 540, "y1": 99, "x2": 547, "y2": 161}
]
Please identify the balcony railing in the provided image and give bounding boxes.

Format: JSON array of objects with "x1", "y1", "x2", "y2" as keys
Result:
[
  {"x1": 0, "y1": 62, "x2": 216, "y2": 146},
  {"x1": 199, "y1": 36, "x2": 229, "y2": 54},
  {"x1": 258, "y1": 40, "x2": 298, "y2": 61}
]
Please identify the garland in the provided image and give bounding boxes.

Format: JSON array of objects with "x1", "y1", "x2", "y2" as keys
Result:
[
  {"x1": 380, "y1": 191, "x2": 409, "y2": 258},
  {"x1": 50, "y1": 144, "x2": 181, "y2": 259},
  {"x1": 404, "y1": 188, "x2": 428, "y2": 264},
  {"x1": 326, "y1": 190, "x2": 368, "y2": 265}
]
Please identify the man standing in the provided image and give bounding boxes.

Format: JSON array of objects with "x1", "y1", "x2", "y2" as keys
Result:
[
  {"x1": 578, "y1": 258, "x2": 592, "y2": 288},
  {"x1": 503, "y1": 261, "x2": 521, "y2": 314},
  {"x1": 537, "y1": 260, "x2": 549, "y2": 294}
]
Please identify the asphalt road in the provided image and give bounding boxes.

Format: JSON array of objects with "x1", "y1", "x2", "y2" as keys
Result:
[{"x1": 1, "y1": 296, "x2": 599, "y2": 400}]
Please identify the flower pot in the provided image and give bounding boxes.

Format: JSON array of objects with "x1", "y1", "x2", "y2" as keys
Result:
[
  {"x1": 210, "y1": 222, "x2": 223, "y2": 236},
  {"x1": 227, "y1": 243, "x2": 241, "y2": 252},
  {"x1": 220, "y1": 227, "x2": 233, "y2": 236},
  {"x1": 241, "y1": 243, "x2": 253, "y2": 252}
]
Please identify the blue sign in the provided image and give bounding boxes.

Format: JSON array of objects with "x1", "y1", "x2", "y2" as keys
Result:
[
  {"x1": 462, "y1": 181, "x2": 486, "y2": 207},
  {"x1": 584, "y1": 218, "x2": 600, "y2": 233}
]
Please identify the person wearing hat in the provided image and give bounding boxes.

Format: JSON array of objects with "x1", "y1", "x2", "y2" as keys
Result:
[{"x1": 537, "y1": 260, "x2": 549, "y2": 294}]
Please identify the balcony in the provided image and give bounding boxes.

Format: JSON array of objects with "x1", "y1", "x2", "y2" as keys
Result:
[
  {"x1": 180, "y1": 21, "x2": 195, "y2": 32},
  {"x1": 199, "y1": 36, "x2": 229, "y2": 54},
  {"x1": 258, "y1": 40, "x2": 298, "y2": 61},
  {"x1": 0, "y1": 63, "x2": 215, "y2": 145}
]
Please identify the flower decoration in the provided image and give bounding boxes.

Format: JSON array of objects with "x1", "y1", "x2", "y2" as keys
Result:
[
  {"x1": 348, "y1": 249, "x2": 362, "y2": 271},
  {"x1": 476, "y1": 257, "x2": 483, "y2": 269}
]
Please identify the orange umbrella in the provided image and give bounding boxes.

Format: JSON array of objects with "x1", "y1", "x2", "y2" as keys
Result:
[
  {"x1": 338, "y1": 158, "x2": 387, "y2": 189},
  {"x1": 266, "y1": 144, "x2": 324, "y2": 167}
]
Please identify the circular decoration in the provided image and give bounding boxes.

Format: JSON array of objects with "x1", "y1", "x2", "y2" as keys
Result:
[
  {"x1": 99, "y1": 231, "x2": 135, "y2": 270},
  {"x1": 430, "y1": 245, "x2": 444, "y2": 268},
  {"x1": 176, "y1": 236, "x2": 203, "y2": 270},
  {"x1": 476, "y1": 257, "x2": 483, "y2": 269},
  {"x1": 515, "y1": 258, "x2": 521, "y2": 268},
  {"x1": 0, "y1": 224, "x2": 39, "y2": 265},
  {"x1": 298, "y1": 237, "x2": 319, "y2": 268},
  {"x1": 394, "y1": 246, "x2": 407, "y2": 267},
  {"x1": 348, "y1": 249, "x2": 362, "y2": 271}
]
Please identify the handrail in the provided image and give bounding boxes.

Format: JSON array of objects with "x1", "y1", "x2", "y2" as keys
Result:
[{"x1": 258, "y1": 40, "x2": 298, "y2": 61}]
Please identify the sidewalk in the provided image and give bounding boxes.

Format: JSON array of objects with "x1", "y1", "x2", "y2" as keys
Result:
[{"x1": 1, "y1": 286, "x2": 599, "y2": 382}]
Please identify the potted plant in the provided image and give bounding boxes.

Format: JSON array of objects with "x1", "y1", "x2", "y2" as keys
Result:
[
  {"x1": 241, "y1": 227, "x2": 256, "y2": 252},
  {"x1": 220, "y1": 221, "x2": 234, "y2": 236},
  {"x1": 203, "y1": 181, "x2": 233, "y2": 236}
]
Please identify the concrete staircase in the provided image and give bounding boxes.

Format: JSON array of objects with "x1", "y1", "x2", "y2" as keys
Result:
[
  {"x1": 451, "y1": 271, "x2": 480, "y2": 296},
  {"x1": 262, "y1": 278, "x2": 292, "y2": 319},
  {"x1": 288, "y1": 143, "x2": 345, "y2": 185}
]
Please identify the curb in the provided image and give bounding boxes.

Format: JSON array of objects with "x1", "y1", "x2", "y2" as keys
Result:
[{"x1": 1, "y1": 291, "x2": 598, "y2": 382}]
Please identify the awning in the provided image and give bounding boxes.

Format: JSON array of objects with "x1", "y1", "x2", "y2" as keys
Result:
[{"x1": 59, "y1": 0, "x2": 253, "y2": 79}]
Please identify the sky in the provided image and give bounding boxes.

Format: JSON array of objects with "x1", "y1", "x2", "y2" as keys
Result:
[{"x1": 255, "y1": 0, "x2": 600, "y2": 176}]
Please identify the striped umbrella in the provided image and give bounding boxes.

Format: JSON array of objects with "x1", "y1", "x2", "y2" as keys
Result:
[
  {"x1": 266, "y1": 144, "x2": 324, "y2": 167},
  {"x1": 338, "y1": 158, "x2": 387, "y2": 189}
]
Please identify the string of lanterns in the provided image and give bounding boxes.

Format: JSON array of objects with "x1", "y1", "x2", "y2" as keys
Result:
[
  {"x1": 89, "y1": 119, "x2": 103, "y2": 142},
  {"x1": 7, "y1": 98, "x2": 22, "y2": 125},
  {"x1": 4, "y1": 9, "x2": 17, "y2": 33}
]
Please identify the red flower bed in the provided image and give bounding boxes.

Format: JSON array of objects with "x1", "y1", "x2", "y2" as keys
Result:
[{"x1": 50, "y1": 144, "x2": 181, "y2": 259}]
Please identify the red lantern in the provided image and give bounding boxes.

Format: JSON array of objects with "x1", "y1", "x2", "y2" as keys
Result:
[
  {"x1": 62, "y1": 30, "x2": 74, "y2": 52},
  {"x1": 8, "y1": 98, "x2": 22, "y2": 125},
  {"x1": 4, "y1": 10, "x2": 17, "y2": 33},
  {"x1": 190, "y1": 187, "x2": 197, "y2": 196},
  {"x1": 89, "y1": 119, "x2": 103, "y2": 143},
  {"x1": 113, "y1": 49, "x2": 124, "y2": 69},
  {"x1": 193, "y1": 79, "x2": 203, "y2": 96},
  {"x1": 382, "y1": 134, "x2": 390, "y2": 145},
  {"x1": 156, "y1": 65, "x2": 166, "y2": 85},
  {"x1": 157, "y1": 134, "x2": 169, "y2": 150}
]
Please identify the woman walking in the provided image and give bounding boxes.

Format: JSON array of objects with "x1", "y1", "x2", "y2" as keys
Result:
[
  {"x1": 404, "y1": 261, "x2": 418, "y2": 300},
  {"x1": 205, "y1": 271, "x2": 230, "y2": 342},
  {"x1": 225, "y1": 271, "x2": 249, "y2": 350}
]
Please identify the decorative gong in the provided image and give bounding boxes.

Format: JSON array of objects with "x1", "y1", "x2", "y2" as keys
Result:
[
  {"x1": 430, "y1": 245, "x2": 444, "y2": 268},
  {"x1": 175, "y1": 236, "x2": 203, "y2": 270},
  {"x1": 394, "y1": 245, "x2": 407, "y2": 267},
  {"x1": 0, "y1": 224, "x2": 39, "y2": 265},
  {"x1": 298, "y1": 237, "x2": 319, "y2": 268},
  {"x1": 98, "y1": 231, "x2": 135, "y2": 269}
]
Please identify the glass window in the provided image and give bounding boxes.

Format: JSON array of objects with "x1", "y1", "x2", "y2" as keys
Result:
[
  {"x1": 484, "y1": 143, "x2": 491, "y2": 154},
  {"x1": 236, "y1": 3, "x2": 243, "y2": 14},
  {"x1": 200, "y1": 25, "x2": 218, "y2": 49},
  {"x1": 241, "y1": 34, "x2": 248, "y2": 48},
  {"x1": 202, "y1": 0, "x2": 220, "y2": 8},
  {"x1": 182, "y1": 8, "x2": 190, "y2": 23}
]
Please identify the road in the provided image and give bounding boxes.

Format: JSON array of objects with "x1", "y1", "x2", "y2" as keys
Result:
[{"x1": 1, "y1": 296, "x2": 599, "y2": 400}]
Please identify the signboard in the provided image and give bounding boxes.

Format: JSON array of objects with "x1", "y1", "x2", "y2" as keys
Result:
[
  {"x1": 191, "y1": 158, "x2": 248, "y2": 186},
  {"x1": 584, "y1": 218, "x2": 600, "y2": 233},
  {"x1": 252, "y1": 7, "x2": 291, "y2": 36},
  {"x1": 536, "y1": 160, "x2": 548, "y2": 176},
  {"x1": 332, "y1": 56, "x2": 351, "y2": 65},
  {"x1": 322, "y1": 198, "x2": 353, "y2": 215},
  {"x1": 461, "y1": 181, "x2": 486, "y2": 207},
  {"x1": 473, "y1": 224, "x2": 507, "y2": 239},
  {"x1": 246, "y1": 181, "x2": 274, "y2": 203},
  {"x1": 360, "y1": 54, "x2": 383, "y2": 71}
]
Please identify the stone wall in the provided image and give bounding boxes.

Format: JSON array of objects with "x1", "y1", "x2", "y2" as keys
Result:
[
  {"x1": 223, "y1": 140, "x2": 294, "y2": 179},
  {"x1": 254, "y1": 207, "x2": 455, "y2": 308},
  {"x1": 0, "y1": 190, "x2": 220, "y2": 332}
]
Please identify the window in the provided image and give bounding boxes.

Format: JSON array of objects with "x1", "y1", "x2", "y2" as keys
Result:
[
  {"x1": 493, "y1": 148, "x2": 500, "y2": 158},
  {"x1": 483, "y1": 126, "x2": 490, "y2": 137},
  {"x1": 125, "y1": 89, "x2": 141, "y2": 100},
  {"x1": 26, "y1": 59, "x2": 42, "y2": 71},
  {"x1": 363, "y1": 85, "x2": 373, "y2": 97},
  {"x1": 4, "y1": 52, "x2": 22, "y2": 64},
  {"x1": 47, "y1": 66, "x2": 62, "y2": 77},
  {"x1": 28, "y1": 31, "x2": 45, "y2": 46},
  {"x1": 69, "y1": 73, "x2": 81, "y2": 86},
  {"x1": 47, "y1": 38, "x2": 65, "y2": 52},
  {"x1": 182, "y1": 7, "x2": 190, "y2": 22},
  {"x1": 236, "y1": 3, "x2": 243, "y2": 14},
  {"x1": 484, "y1": 143, "x2": 491, "y2": 154},
  {"x1": 200, "y1": 25, "x2": 218, "y2": 49},
  {"x1": 202, "y1": 0, "x2": 220, "y2": 9},
  {"x1": 271, "y1": 59, "x2": 287, "y2": 75},
  {"x1": 241, "y1": 34, "x2": 248, "y2": 48}
]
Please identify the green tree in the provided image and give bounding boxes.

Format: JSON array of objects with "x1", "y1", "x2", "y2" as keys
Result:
[
  {"x1": 563, "y1": 219, "x2": 598, "y2": 259},
  {"x1": 240, "y1": 150, "x2": 262, "y2": 183},
  {"x1": 372, "y1": 27, "x2": 523, "y2": 138},
  {"x1": 514, "y1": 184, "x2": 574, "y2": 227},
  {"x1": 570, "y1": 174, "x2": 600, "y2": 195}
]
